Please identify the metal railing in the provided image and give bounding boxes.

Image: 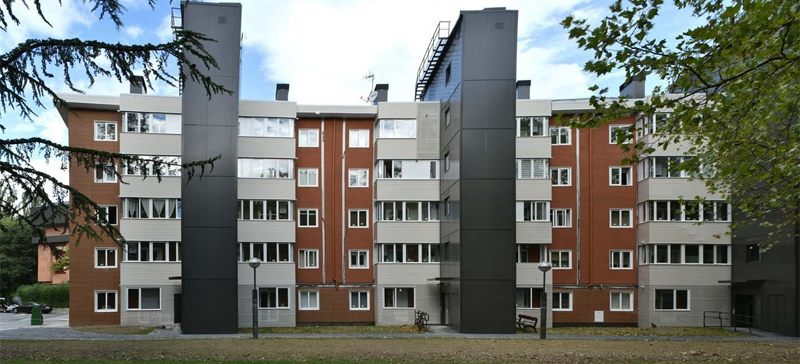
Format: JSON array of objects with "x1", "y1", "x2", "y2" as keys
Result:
[
  {"x1": 414, "y1": 310, "x2": 430, "y2": 332},
  {"x1": 414, "y1": 21, "x2": 450, "y2": 100},
  {"x1": 703, "y1": 311, "x2": 760, "y2": 334}
]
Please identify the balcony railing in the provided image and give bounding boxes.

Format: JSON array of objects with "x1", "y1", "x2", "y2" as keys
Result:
[{"x1": 415, "y1": 21, "x2": 450, "y2": 101}]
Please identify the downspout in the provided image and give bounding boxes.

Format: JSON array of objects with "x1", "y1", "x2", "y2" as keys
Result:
[
  {"x1": 321, "y1": 119, "x2": 326, "y2": 283},
  {"x1": 575, "y1": 128, "x2": 581, "y2": 286},
  {"x1": 342, "y1": 118, "x2": 347, "y2": 284}
]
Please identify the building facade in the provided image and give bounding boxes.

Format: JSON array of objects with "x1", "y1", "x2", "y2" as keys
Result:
[{"x1": 58, "y1": 3, "x2": 740, "y2": 332}]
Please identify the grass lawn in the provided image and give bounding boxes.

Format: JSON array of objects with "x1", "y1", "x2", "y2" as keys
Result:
[
  {"x1": 542, "y1": 326, "x2": 747, "y2": 337},
  {"x1": 238, "y1": 325, "x2": 421, "y2": 334},
  {"x1": 1, "y1": 338, "x2": 796, "y2": 363},
  {"x1": 71, "y1": 326, "x2": 156, "y2": 335}
]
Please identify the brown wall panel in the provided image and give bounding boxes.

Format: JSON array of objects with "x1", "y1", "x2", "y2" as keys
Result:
[
  {"x1": 296, "y1": 287, "x2": 374, "y2": 323},
  {"x1": 553, "y1": 288, "x2": 638, "y2": 324}
]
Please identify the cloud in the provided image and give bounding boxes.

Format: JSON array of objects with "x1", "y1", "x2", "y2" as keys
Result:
[
  {"x1": 32, "y1": 109, "x2": 68, "y2": 145},
  {"x1": 157, "y1": 15, "x2": 174, "y2": 42},
  {"x1": 0, "y1": 0, "x2": 92, "y2": 51},
  {"x1": 237, "y1": 0, "x2": 591, "y2": 104},
  {"x1": 124, "y1": 25, "x2": 143, "y2": 39}
]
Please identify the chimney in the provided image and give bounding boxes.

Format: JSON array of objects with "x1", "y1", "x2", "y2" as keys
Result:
[
  {"x1": 516, "y1": 80, "x2": 531, "y2": 100},
  {"x1": 129, "y1": 75, "x2": 146, "y2": 94},
  {"x1": 619, "y1": 75, "x2": 646, "y2": 99},
  {"x1": 374, "y1": 84, "x2": 389, "y2": 105},
  {"x1": 275, "y1": 83, "x2": 290, "y2": 101}
]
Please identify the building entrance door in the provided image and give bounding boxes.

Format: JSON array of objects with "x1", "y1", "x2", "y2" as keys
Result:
[{"x1": 734, "y1": 294, "x2": 754, "y2": 327}]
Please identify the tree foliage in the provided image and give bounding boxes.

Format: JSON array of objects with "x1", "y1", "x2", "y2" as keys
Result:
[
  {"x1": 0, "y1": 217, "x2": 36, "y2": 297},
  {"x1": 562, "y1": 0, "x2": 800, "y2": 247},
  {"x1": 0, "y1": 0, "x2": 227, "y2": 248}
]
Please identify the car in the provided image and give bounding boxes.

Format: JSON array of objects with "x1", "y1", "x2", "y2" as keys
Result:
[
  {"x1": 4, "y1": 304, "x2": 19, "y2": 313},
  {"x1": 11, "y1": 302, "x2": 52, "y2": 314}
]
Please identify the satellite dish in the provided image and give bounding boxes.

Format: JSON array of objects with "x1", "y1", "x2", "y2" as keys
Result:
[{"x1": 367, "y1": 91, "x2": 379, "y2": 102}]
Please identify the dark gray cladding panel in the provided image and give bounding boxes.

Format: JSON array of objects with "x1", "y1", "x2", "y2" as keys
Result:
[
  {"x1": 459, "y1": 279, "x2": 516, "y2": 333},
  {"x1": 459, "y1": 229, "x2": 515, "y2": 280},
  {"x1": 460, "y1": 129, "x2": 516, "y2": 179},
  {"x1": 459, "y1": 179, "x2": 516, "y2": 230},
  {"x1": 461, "y1": 11, "x2": 518, "y2": 82},
  {"x1": 461, "y1": 80, "x2": 516, "y2": 129},
  {"x1": 180, "y1": 1, "x2": 241, "y2": 334}
]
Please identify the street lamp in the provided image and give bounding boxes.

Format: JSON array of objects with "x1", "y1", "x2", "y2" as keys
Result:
[
  {"x1": 537, "y1": 260, "x2": 552, "y2": 340},
  {"x1": 248, "y1": 257, "x2": 261, "y2": 339}
]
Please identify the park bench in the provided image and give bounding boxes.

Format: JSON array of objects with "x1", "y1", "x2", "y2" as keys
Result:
[{"x1": 516, "y1": 314, "x2": 538, "y2": 333}]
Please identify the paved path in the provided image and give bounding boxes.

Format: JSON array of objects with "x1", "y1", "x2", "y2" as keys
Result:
[{"x1": 0, "y1": 312, "x2": 69, "y2": 331}]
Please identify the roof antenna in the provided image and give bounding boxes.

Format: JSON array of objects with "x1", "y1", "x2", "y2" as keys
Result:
[{"x1": 360, "y1": 72, "x2": 377, "y2": 104}]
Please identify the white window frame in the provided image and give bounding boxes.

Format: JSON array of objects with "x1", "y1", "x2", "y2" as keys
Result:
[
  {"x1": 550, "y1": 167, "x2": 572, "y2": 186},
  {"x1": 550, "y1": 250, "x2": 572, "y2": 269},
  {"x1": 516, "y1": 116, "x2": 549, "y2": 137},
  {"x1": 551, "y1": 208, "x2": 572, "y2": 228},
  {"x1": 516, "y1": 201, "x2": 550, "y2": 222},
  {"x1": 349, "y1": 290, "x2": 370, "y2": 311},
  {"x1": 126, "y1": 287, "x2": 161, "y2": 311},
  {"x1": 96, "y1": 205, "x2": 118, "y2": 225},
  {"x1": 298, "y1": 168, "x2": 319, "y2": 187},
  {"x1": 298, "y1": 209, "x2": 319, "y2": 228},
  {"x1": 654, "y1": 289, "x2": 691, "y2": 311},
  {"x1": 349, "y1": 129, "x2": 370, "y2": 148},
  {"x1": 94, "y1": 290, "x2": 118, "y2": 313},
  {"x1": 516, "y1": 159, "x2": 550, "y2": 179},
  {"x1": 298, "y1": 290, "x2": 320, "y2": 311},
  {"x1": 349, "y1": 249, "x2": 369, "y2": 269},
  {"x1": 348, "y1": 209, "x2": 369, "y2": 228},
  {"x1": 552, "y1": 291, "x2": 573, "y2": 311},
  {"x1": 609, "y1": 167, "x2": 633, "y2": 186},
  {"x1": 298, "y1": 129, "x2": 319, "y2": 147},
  {"x1": 299, "y1": 249, "x2": 319, "y2": 269},
  {"x1": 609, "y1": 250, "x2": 633, "y2": 270},
  {"x1": 94, "y1": 164, "x2": 117, "y2": 183},
  {"x1": 94, "y1": 247, "x2": 118, "y2": 269},
  {"x1": 609, "y1": 124, "x2": 633, "y2": 144},
  {"x1": 609, "y1": 208, "x2": 633, "y2": 228},
  {"x1": 550, "y1": 126, "x2": 571, "y2": 145},
  {"x1": 383, "y1": 287, "x2": 415, "y2": 309},
  {"x1": 348, "y1": 169, "x2": 369, "y2": 188},
  {"x1": 258, "y1": 287, "x2": 290, "y2": 309},
  {"x1": 610, "y1": 291, "x2": 634, "y2": 312},
  {"x1": 94, "y1": 121, "x2": 117, "y2": 141}
]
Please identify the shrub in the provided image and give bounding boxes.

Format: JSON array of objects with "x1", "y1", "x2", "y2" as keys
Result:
[{"x1": 13, "y1": 283, "x2": 69, "y2": 307}]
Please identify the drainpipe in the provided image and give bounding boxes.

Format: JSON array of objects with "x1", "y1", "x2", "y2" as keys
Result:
[
  {"x1": 342, "y1": 118, "x2": 347, "y2": 284},
  {"x1": 321, "y1": 119, "x2": 326, "y2": 283},
  {"x1": 575, "y1": 128, "x2": 581, "y2": 286}
]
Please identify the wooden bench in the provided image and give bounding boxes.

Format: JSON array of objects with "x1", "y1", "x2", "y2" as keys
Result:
[{"x1": 517, "y1": 314, "x2": 538, "y2": 333}]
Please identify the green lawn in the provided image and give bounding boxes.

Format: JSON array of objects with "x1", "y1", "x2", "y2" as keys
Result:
[
  {"x1": 238, "y1": 325, "x2": 421, "y2": 334},
  {"x1": 71, "y1": 326, "x2": 156, "y2": 335},
  {"x1": 543, "y1": 326, "x2": 747, "y2": 337}
]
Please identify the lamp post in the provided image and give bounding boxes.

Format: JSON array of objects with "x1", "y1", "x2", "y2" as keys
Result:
[
  {"x1": 248, "y1": 257, "x2": 261, "y2": 339},
  {"x1": 537, "y1": 260, "x2": 552, "y2": 340}
]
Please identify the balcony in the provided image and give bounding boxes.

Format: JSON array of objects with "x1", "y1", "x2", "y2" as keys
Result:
[
  {"x1": 238, "y1": 137, "x2": 295, "y2": 159},
  {"x1": 637, "y1": 221, "x2": 731, "y2": 244},
  {"x1": 120, "y1": 176, "x2": 181, "y2": 198},
  {"x1": 120, "y1": 262, "x2": 181, "y2": 286},
  {"x1": 515, "y1": 179, "x2": 552, "y2": 201},
  {"x1": 376, "y1": 263, "x2": 439, "y2": 285},
  {"x1": 120, "y1": 132, "x2": 181, "y2": 155},
  {"x1": 375, "y1": 139, "x2": 418, "y2": 160},
  {"x1": 639, "y1": 264, "x2": 731, "y2": 286},
  {"x1": 376, "y1": 221, "x2": 439, "y2": 243},
  {"x1": 515, "y1": 137, "x2": 551, "y2": 159},
  {"x1": 639, "y1": 135, "x2": 695, "y2": 156},
  {"x1": 237, "y1": 263, "x2": 295, "y2": 286},
  {"x1": 516, "y1": 222, "x2": 552, "y2": 244},
  {"x1": 374, "y1": 179, "x2": 439, "y2": 201},
  {"x1": 238, "y1": 179, "x2": 296, "y2": 200},
  {"x1": 120, "y1": 219, "x2": 181, "y2": 241},
  {"x1": 638, "y1": 178, "x2": 722, "y2": 202},
  {"x1": 516, "y1": 263, "x2": 553, "y2": 286},
  {"x1": 237, "y1": 220, "x2": 295, "y2": 243}
]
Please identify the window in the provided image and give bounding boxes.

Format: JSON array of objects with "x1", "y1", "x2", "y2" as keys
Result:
[
  {"x1": 95, "y1": 291, "x2": 117, "y2": 312},
  {"x1": 609, "y1": 124, "x2": 633, "y2": 144},
  {"x1": 349, "y1": 209, "x2": 369, "y2": 228},
  {"x1": 550, "y1": 250, "x2": 572, "y2": 269},
  {"x1": 348, "y1": 169, "x2": 369, "y2": 187},
  {"x1": 298, "y1": 209, "x2": 318, "y2": 227},
  {"x1": 516, "y1": 159, "x2": 549, "y2": 179},
  {"x1": 642, "y1": 113, "x2": 671, "y2": 136},
  {"x1": 445, "y1": 63, "x2": 451, "y2": 85},
  {"x1": 379, "y1": 202, "x2": 440, "y2": 221},
  {"x1": 444, "y1": 197, "x2": 450, "y2": 217},
  {"x1": 515, "y1": 287, "x2": 543, "y2": 308},
  {"x1": 349, "y1": 250, "x2": 368, "y2": 268},
  {"x1": 377, "y1": 160, "x2": 439, "y2": 179},
  {"x1": 238, "y1": 243, "x2": 292, "y2": 263},
  {"x1": 640, "y1": 200, "x2": 732, "y2": 223},
  {"x1": 610, "y1": 167, "x2": 632, "y2": 186},
  {"x1": 125, "y1": 113, "x2": 181, "y2": 134},
  {"x1": 610, "y1": 209, "x2": 633, "y2": 228},
  {"x1": 444, "y1": 153, "x2": 450, "y2": 171},
  {"x1": 551, "y1": 209, "x2": 572, "y2": 228},
  {"x1": 349, "y1": 129, "x2": 369, "y2": 148},
  {"x1": 298, "y1": 129, "x2": 319, "y2": 147},
  {"x1": 379, "y1": 244, "x2": 440, "y2": 263},
  {"x1": 746, "y1": 244, "x2": 761, "y2": 263},
  {"x1": 298, "y1": 290, "x2": 319, "y2": 310},
  {"x1": 550, "y1": 167, "x2": 571, "y2": 186},
  {"x1": 383, "y1": 287, "x2": 414, "y2": 308},
  {"x1": 238, "y1": 200, "x2": 292, "y2": 221},
  {"x1": 298, "y1": 168, "x2": 318, "y2": 187},
  {"x1": 94, "y1": 164, "x2": 117, "y2": 183},
  {"x1": 610, "y1": 292, "x2": 633, "y2": 311},
  {"x1": 378, "y1": 119, "x2": 417, "y2": 138},
  {"x1": 552, "y1": 291, "x2": 572, "y2": 311},
  {"x1": 122, "y1": 156, "x2": 182, "y2": 177},
  {"x1": 238, "y1": 117, "x2": 293, "y2": 137},
  {"x1": 95, "y1": 248, "x2": 117, "y2": 268},
  {"x1": 127, "y1": 288, "x2": 160, "y2": 310},
  {"x1": 517, "y1": 244, "x2": 541, "y2": 263},
  {"x1": 445, "y1": 108, "x2": 451, "y2": 127},
  {"x1": 123, "y1": 198, "x2": 181, "y2": 219},
  {"x1": 123, "y1": 242, "x2": 181, "y2": 262},
  {"x1": 94, "y1": 121, "x2": 117, "y2": 141},
  {"x1": 516, "y1": 201, "x2": 549, "y2": 222},
  {"x1": 517, "y1": 117, "x2": 548, "y2": 137},
  {"x1": 350, "y1": 291, "x2": 370, "y2": 310},
  {"x1": 299, "y1": 249, "x2": 319, "y2": 268},
  {"x1": 610, "y1": 250, "x2": 633, "y2": 269},
  {"x1": 237, "y1": 159, "x2": 294, "y2": 179},
  {"x1": 549, "y1": 127, "x2": 571, "y2": 145},
  {"x1": 96, "y1": 205, "x2": 118, "y2": 225},
  {"x1": 258, "y1": 287, "x2": 290, "y2": 309},
  {"x1": 655, "y1": 289, "x2": 689, "y2": 310}
]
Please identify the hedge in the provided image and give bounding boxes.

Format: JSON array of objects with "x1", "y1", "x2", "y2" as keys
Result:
[{"x1": 13, "y1": 283, "x2": 69, "y2": 307}]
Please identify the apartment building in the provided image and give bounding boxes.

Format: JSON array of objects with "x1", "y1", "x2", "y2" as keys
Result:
[
  {"x1": 30, "y1": 204, "x2": 70, "y2": 284},
  {"x1": 58, "y1": 3, "x2": 736, "y2": 333}
]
